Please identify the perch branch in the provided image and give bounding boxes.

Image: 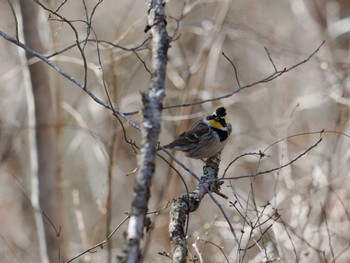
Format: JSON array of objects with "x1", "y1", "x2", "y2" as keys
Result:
[{"x1": 169, "y1": 153, "x2": 224, "y2": 263}]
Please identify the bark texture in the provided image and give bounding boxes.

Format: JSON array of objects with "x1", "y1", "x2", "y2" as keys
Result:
[
  {"x1": 119, "y1": 0, "x2": 169, "y2": 262},
  {"x1": 169, "y1": 153, "x2": 222, "y2": 263}
]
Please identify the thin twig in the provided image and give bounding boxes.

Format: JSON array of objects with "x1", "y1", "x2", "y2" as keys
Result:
[
  {"x1": 159, "y1": 146, "x2": 201, "y2": 181},
  {"x1": 222, "y1": 152, "x2": 262, "y2": 178},
  {"x1": 322, "y1": 205, "x2": 336, "y2": 262},
  {"x1": 197, "y1": 239, "x2": 230, "y2": 263},
  {"x1": 67, "y1": 202, "x2": 175, "y2": 263},
  {"x1": 330, "y1": 188, "x2": 350, "y2": 222},
  {"x1": 42, "y1": 211, "x2": 61, "y2": 237},
  {"x1": 263, "y1": 130, "x2": 324, "y2": 153},
  {"x1": 132, "y1": 49, "x2": 151, "y2": 74},
  {"x1": 66, "y1": 216, "x2": 129, "y2": 263},
  {"x1": 329, "y1": 241, "x2": 350, "y2": 263},
  {"x1": 0, "y1": 30, "x2": 140, "y2": 132},
  {"x1": 222, "y1": 52, "x2": 241, "y2": 88},
  {"x1": 264, "y1": 47, "x2": 277, "y2": 72},
  {"x1": 279, "y1": 218, "x2": 299, "y2": 262},
  {"x1": 159, "y1": 41, "x2": 325, "y2": 111},
  {"x1": 206, "y1": 189, "x2": 241, "y2": 261},
  {"x1": 6, "y1": 0, "x2": 19, "y2": 42},
  {"x1": 224, "y1": 137, "x2": 323, "y2": 180},
  {"x1": 46, "y1": 37, "x2": 151, "y2": 59},
  {"x1": 34, "y1": 0, "x2": 89, "y2": 88},
  {"x1": 52, "y1": 0, "x2": 68, "y2": 13},
  {"x1": 279, "y1": 218, "x2": 324, "y2": 253}
]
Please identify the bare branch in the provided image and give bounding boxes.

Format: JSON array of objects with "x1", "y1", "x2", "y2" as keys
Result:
[
  {"x1": 279, "y1": 218, "x2": 300, "y2": 262},
  {"x1": 322, "y1": 205, "x2": 336, "y2": 262},
  {"x1": 42, "y1": 211, "x2": 61, "y2": 237},
  {"x1": 119, "y1": 0, "x2": 169, "y2": 262},
  {"x1": 66, "y1": 216, "x2": 129, "y2": 263},
  {"x1": 264, "y1": 47, "x2": 278, "y2": 72},
  {"x1": 161, "y1": 40, "x2": 325, "y2": 111},
  {"x1": 67, "y1": 202, "x2": 172, "y2": 263},
  {"x1": 159, "y1": 146, "x2": 201, "y2": 181},
  {"x1": 279, "y1": 218, "x2": 324, "y2": 254},
  {"x1": 46, "y1": 37, "x2": 151, "y2": 59},
  {"x1": 222, "y1": 52, "x2": 241, "y2": 88},
  {"x1": 169, "y1": 153, "x2": 241, "y2": 262},
  {"x1": 0, "y1": 30, "x2": 140, "y2": 131},
  {"x1": 6, "y1": 0, "x2": 19, "y2": 42},
  {"x1": 132, "y1": 49, "x2": 151, "y2": 74},
  {"x1": 206, "y1": 189, "x2": 240, "y2": 259},
  {"x1": 224, "y1": 133, "x2": 324, "y2": 180},
  {"x1": 34, "y1": 0, "x2": 89, "y2": 88},
  {"x1": 197, "y1": 239, "x2": 230, "y2": 263},
  {"x1": 169, "y1": 153, "x2": 222, "y2": 263},
  {"x1": 329, "y1": 242, "x2": 350, "y2": 263},
  {"x1": 222, "y1": 152, "x2": 262, "y2": 179}
]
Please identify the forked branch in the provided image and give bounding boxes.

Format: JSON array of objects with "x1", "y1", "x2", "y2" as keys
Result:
[{"x1": 169, "y1": 153, "x2": 226, "y2": 263}]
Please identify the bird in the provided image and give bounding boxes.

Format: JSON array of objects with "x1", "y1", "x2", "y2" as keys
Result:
[{"x1": 163, "y1": 107, "x2": 232, "y2": 159}]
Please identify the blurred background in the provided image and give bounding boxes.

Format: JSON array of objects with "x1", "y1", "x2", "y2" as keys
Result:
[{"x1": 0, "y1": 0, "x2": 350, "y2": 262}]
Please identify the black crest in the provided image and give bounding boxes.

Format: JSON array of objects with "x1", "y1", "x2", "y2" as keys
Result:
[{"x1": 215, "y1": 107, "x2": 226, "y2": 117}]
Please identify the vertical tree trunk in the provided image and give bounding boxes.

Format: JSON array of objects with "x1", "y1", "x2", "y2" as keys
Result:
[
  {"x1": 119, "y1": 1, "x2": 169, "y2": 262},
  {"x1": 19, "y1": 1, "x2": 65, "y2": 261}
]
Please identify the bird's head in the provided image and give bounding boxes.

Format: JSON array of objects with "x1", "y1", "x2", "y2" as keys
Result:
[{"x1": 206, "y1": 107, "x2": 228, "y2": 129}]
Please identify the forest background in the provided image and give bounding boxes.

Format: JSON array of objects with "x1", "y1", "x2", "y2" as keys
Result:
[{"x1": 0, "y1": 0, "x2": 350, "y2": 262}]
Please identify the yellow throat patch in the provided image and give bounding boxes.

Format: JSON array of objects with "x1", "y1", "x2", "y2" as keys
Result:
[{"x1": 208, "y1": 119, "x2": 224, "y2": 129}]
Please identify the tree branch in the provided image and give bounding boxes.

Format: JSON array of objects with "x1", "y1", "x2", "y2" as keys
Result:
[
  {"x1": 118, "y1": 0, "x2": 169, "y2": 262},
  {"x1": 0, "y1": 30, "x2": 140, "y2": 131},
  {"x1": 169, "y1": 153, "x2": 223, "y2": 263},
  {"x1": 162, "y1": 40, "x2": 325, "y2": 110}
]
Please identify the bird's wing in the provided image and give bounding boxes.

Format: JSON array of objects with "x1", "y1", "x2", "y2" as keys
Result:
[{"x1": 168, "y1": 120, "x2": 208, "y2": 146}]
